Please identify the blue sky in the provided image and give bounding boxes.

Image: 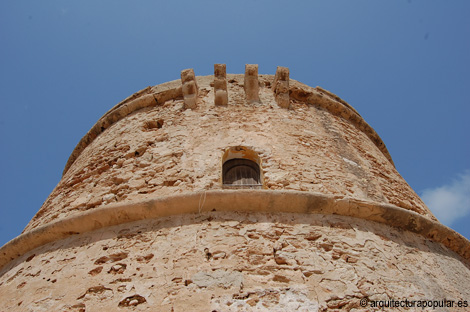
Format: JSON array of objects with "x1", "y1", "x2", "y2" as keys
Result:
[{"x1": 0, "y1": 0, "x2": 469, "y2": 247}]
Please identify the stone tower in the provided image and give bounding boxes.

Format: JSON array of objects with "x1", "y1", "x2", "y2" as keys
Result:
[{"x1": 0, "y1": 65, "x2": 469, "y2": 311}]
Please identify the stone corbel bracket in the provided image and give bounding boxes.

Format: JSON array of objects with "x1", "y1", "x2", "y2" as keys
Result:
[
  {"x1": 214, "y1": 64, "x2": 228, "y2": 106},
  {"x1": 244, "y1": 64, "x2": 260, "y2": 103},
  {"x1": 181, "y1": 68, "x2": 198, "y2": 109},
  {"x1": 273, "y1": 66, "x2": 290, "y2": 109}
]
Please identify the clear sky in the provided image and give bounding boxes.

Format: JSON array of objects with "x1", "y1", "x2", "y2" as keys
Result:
[{"x1": 0, "y1": 1, "x2": 469, "y2": 247}]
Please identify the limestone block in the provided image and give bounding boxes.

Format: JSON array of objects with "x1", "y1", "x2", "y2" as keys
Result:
[
  {"x1": 244, "y1": 64, "x2": 260, "y2": 103},
  {"x1": 180, "y1": 68, "x2": 198, "y2": 109},
  {"x1": 214, "y1": 64, "x2": 228, "y2": 106},
  {"x1": 191, "y1": 269, "x2": 243, "y2": 289},
  {"x1": 273, "y1": 66, "x2": 290, "y2": 109}
]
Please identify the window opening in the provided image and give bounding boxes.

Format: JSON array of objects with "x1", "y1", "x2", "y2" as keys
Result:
[
  {"x1": 222, "y1": 146, "x2": 263, "y2": 189},
  {"x1": 223, "y1": 159, "x2": 261, "y2": 186}
]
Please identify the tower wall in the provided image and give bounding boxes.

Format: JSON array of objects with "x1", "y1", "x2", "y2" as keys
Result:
[
  {"x1": 26, "y1": 74, "x2": 432, "y2": 231},
  {"x1": 1, "y1": 67, "x2": 469, "y2": 311},
  {"x1": 1, "y1": 211, "x2": 469, "y2": 311}
]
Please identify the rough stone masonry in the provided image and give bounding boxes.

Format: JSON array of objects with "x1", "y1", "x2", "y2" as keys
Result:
[{"x1": 0, "y1": 64, "x2": 469, "y2": 312}]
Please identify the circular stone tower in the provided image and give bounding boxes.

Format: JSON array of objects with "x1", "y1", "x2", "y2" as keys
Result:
[{"x1": 1, "y1": 64, "x2": 469, "y2": 311}]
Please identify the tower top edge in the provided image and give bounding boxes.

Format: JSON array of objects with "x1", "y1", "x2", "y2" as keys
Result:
[{"x1": 62, "y1": 68, "x2": 394, "y2": 176}]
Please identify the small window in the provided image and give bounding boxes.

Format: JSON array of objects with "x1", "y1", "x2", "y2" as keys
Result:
[
  {"x1": 223, "y1": 159, "x2": 261, "y2": 187},
  {"x1": 222, "y1": 146, "x2": 263, "y2": 189}
]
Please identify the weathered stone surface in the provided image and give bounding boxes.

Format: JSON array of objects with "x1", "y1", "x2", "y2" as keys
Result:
[
  {"x1": 192, "y1": 269, "x2": 243, "y2": 289},
  {"x1": 244, "y1": 64, "x2": 260, "y2": 103},
  {"x1": 2, "y1": 66, "x2": 469, "y2": 311},
  {"x1": 180, "y1": 68, "x2": 198, "y2": 109},
  {"x1": 24, "y1": 74, "x2": 433, "y2": 231},
  {"x1": 1, "y1": 212, "x2": 469, "y2": 311},
  {"x1": 273, "y1": 66, "x2": 290, "y2": 109},
  {"x1": 214, "y1": 63, "x2": 228, "y2": 106}
]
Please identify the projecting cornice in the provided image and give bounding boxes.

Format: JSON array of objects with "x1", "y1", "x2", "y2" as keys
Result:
[{"x1": 1, "y1": 190, "x2": 468, "y2": 275}]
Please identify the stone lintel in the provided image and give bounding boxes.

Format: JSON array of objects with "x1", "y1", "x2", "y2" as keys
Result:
[
  {"x1": 214, "y1": 64, "x2": 228, "y2": 106},
  {"x1": 273, "y1": 66, "x2": 290, "y2": 109},
  {"x1": 244, "y1": 64, "x2": 260, "y2": 103},
  {"x1": 181, "y1": 68, "x2": 198, "y2": 109}
]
